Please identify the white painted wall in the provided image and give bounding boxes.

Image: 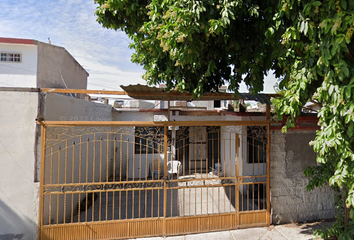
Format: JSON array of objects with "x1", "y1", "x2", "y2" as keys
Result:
[
  {"x1": 44, "y1": 93, "x2": 112, "y2": 121},
  {"x1": 220, "y1": 125, "x2": 242, "y2": 179},
  {"x1": 0, "y1": 91, "x2": 39, "y2": 240},
  {"x1": 36, "y1": 42, "x2": 88, "y2": 91},
  {"x1": 0, "y1": 43, "x2": 38, "y2": 87}
]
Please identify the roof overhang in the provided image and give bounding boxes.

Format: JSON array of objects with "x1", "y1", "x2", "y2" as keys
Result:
[{"x1": 120, "y1": 84, "x2": 277, "y2": 104}]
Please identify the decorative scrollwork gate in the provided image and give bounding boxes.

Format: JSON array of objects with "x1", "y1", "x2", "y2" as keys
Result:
[{"x1": 38, "y1": 121, "x2": 270, "y2": 240}]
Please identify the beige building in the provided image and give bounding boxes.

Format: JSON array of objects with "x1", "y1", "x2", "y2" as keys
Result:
[{"x1": 0, "y1": 37, "x2": 88, "y2": 96}]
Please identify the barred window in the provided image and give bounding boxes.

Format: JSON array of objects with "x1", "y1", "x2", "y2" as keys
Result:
[{"x1": 0, "y1": 52, "x2": 22, "y2": 62}]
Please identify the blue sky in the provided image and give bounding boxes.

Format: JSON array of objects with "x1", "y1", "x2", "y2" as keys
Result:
[{"x1": 0, "y1": 0, "x2": 277, "y2": 92}]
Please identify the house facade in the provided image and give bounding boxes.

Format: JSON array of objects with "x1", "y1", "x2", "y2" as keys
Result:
[
  {"x1": 0, "y1": 38, "x2": 91, "y2": 240},
  {"x1": 0, "y1": 80, "x2": 334, "y2": 240},
  {"x1": 0, "y1": 37, "x2": 88, "y2": 95},
  {"x1": 33, "y1": 86, "x2": 334, "y2": 240},
  {"x1": 112, "y1": 97, "x2": 334, "y2": 225}
]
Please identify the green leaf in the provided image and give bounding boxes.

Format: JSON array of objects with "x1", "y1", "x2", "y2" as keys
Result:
[
  {"x1": 341, "y1": 1, "x2": 347, "y2": 10},
  {"x1": 312, "y1": 1, "x2": 322, "y2": 7},
  {"x1": 342, "y1": 65, "x2": 349, "y2": 77},
  {"x1": 329, "y1": 85, "x2": 334, "y2": 95}
]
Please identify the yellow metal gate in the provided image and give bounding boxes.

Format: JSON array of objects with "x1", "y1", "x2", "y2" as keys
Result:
[{"x1": 38, "y1": 121, "x2": 270, "y2": 240}]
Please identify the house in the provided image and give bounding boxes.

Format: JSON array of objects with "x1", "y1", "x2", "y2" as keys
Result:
[
  {"x1": 0, "y1": 37, "x2": 88, "y2": 97},
  {"x1": 32, "y1": 85, "x2": 334, "y2": 240}
]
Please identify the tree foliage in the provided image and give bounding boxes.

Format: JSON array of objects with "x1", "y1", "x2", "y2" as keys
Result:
[
  {"x1": 273, "y1": 1, "x2": 354, "y2": 238},
  {"x1": 95, "y1": 0, "x2": 283, "y2": 95},
  {"x1": 95, "y1": 1, "x2": 354, "y2": 238}
]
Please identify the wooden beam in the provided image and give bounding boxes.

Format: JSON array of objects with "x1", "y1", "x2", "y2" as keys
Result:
[
  {"x1": 37, "y1": 121, "x2": 165, "y2": 127},
  {"x1": 40, "y1": 88, "x2": 127, "y2": 95},
  {"x1": 266, "y1": 104, "x2": 271, "y2": 121},
  {"x1": 37, "y1": 120, "x2": 271, "y2": 127}
]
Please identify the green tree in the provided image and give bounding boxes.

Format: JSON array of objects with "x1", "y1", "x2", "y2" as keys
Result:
[
  {"x1": 95, "y1": 0, "x2": 283, "y2": 95},
  {"x1": 273, "y1": 1, "x2": 354, "y2": 239},
  {"x1": 95, "y1": 1, "x2": 354, "y2": 238}
]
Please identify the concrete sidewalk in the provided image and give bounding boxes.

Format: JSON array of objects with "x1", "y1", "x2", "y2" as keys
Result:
[{"x1": 131, "y1": 221, "x2": 332, "y2": 240}]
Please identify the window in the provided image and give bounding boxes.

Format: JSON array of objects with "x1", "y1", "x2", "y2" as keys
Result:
[
  {"x1": 214, "y1": 100, "x2": 221, "y2": 108},
  {"x1": 247, "y1": 126, "x2": 267, "y2": 163},
  {"x1": 0, "y1": 52, "x2": 22, "y2": 62},
  {"x1": 135, "y1": 127, "x2": 164, "y2": 154}
]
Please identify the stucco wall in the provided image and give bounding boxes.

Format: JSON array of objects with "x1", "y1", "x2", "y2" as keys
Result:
[
  {"x1": 36, "y1": 42, "x2": 88, "y2": 92},
  {"x1": 0, "y1": 43, "x2": 38, "y2": 88},
  {"x1": 270, "y1": 130, "x2": 335, "y2": 224},
  {"x1": 0, "y1": 41, "x2": 87, "y2": 92},
  {"x1": 44, "y1": 93, "x2": 112, "y2": 121},
  {"x1": 0, "y1": 91, "x2": 40, "y2": 240}
]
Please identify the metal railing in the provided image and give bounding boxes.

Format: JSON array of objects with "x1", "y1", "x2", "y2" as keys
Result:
[{"x1": 38, "y1": 121, "x2": 270, "y2": 240}]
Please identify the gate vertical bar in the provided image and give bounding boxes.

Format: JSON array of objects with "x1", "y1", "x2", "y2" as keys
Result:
[
  {"x1": 38, "y1": 123, "x2": 47, "y2": 240},
  {"x1": 163, "y1": 125, "x2": 168, "y2": 235},
  {"x1": 235, "y1": 133, "x2": 239, "y2": 228},
  {"x1": 266, "y1": 124, "x2": 271, "y2": 224}
]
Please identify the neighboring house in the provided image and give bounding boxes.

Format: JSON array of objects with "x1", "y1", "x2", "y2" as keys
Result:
[
  {"x1": 0, "y1": 38, "x2": 91, "y2": 240},
  {"x1": 0, "y1": 37, "x2": 88, "y2": 96}
]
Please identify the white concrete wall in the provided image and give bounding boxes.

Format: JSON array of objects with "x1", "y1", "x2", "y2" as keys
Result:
[
  {"x1": 37, "y1": 42, "x2": 88, "y2": 93},
  {"x1": 220, "y1": 126, "x2": 242, "y2": 178},
  {"x1": 44, "y1": 93, "x2": 112, "y2": 121},
  {"x1": 0, "y1": 43, "x2": 38, "y2": 87},
  {"x1": 0, "y1": 91, "x2": 40, "y2": 240}
]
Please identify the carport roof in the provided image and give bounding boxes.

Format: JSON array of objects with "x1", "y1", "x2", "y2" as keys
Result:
[{"x1": 120, "y1": 84, "x2": 276, "y2": 104}]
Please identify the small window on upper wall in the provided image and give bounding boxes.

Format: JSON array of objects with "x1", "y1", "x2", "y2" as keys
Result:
[
  {"x1": 0, "y1": 52, "x2": 22, "y2": 62},
  {"x1": 214, "y1": 100, "x2": 221, "y2": 108}
]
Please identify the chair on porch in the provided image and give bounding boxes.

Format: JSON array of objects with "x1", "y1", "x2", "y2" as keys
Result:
[{"x1": 167, "y1": 160, "x2": 182, "y2": 179}]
